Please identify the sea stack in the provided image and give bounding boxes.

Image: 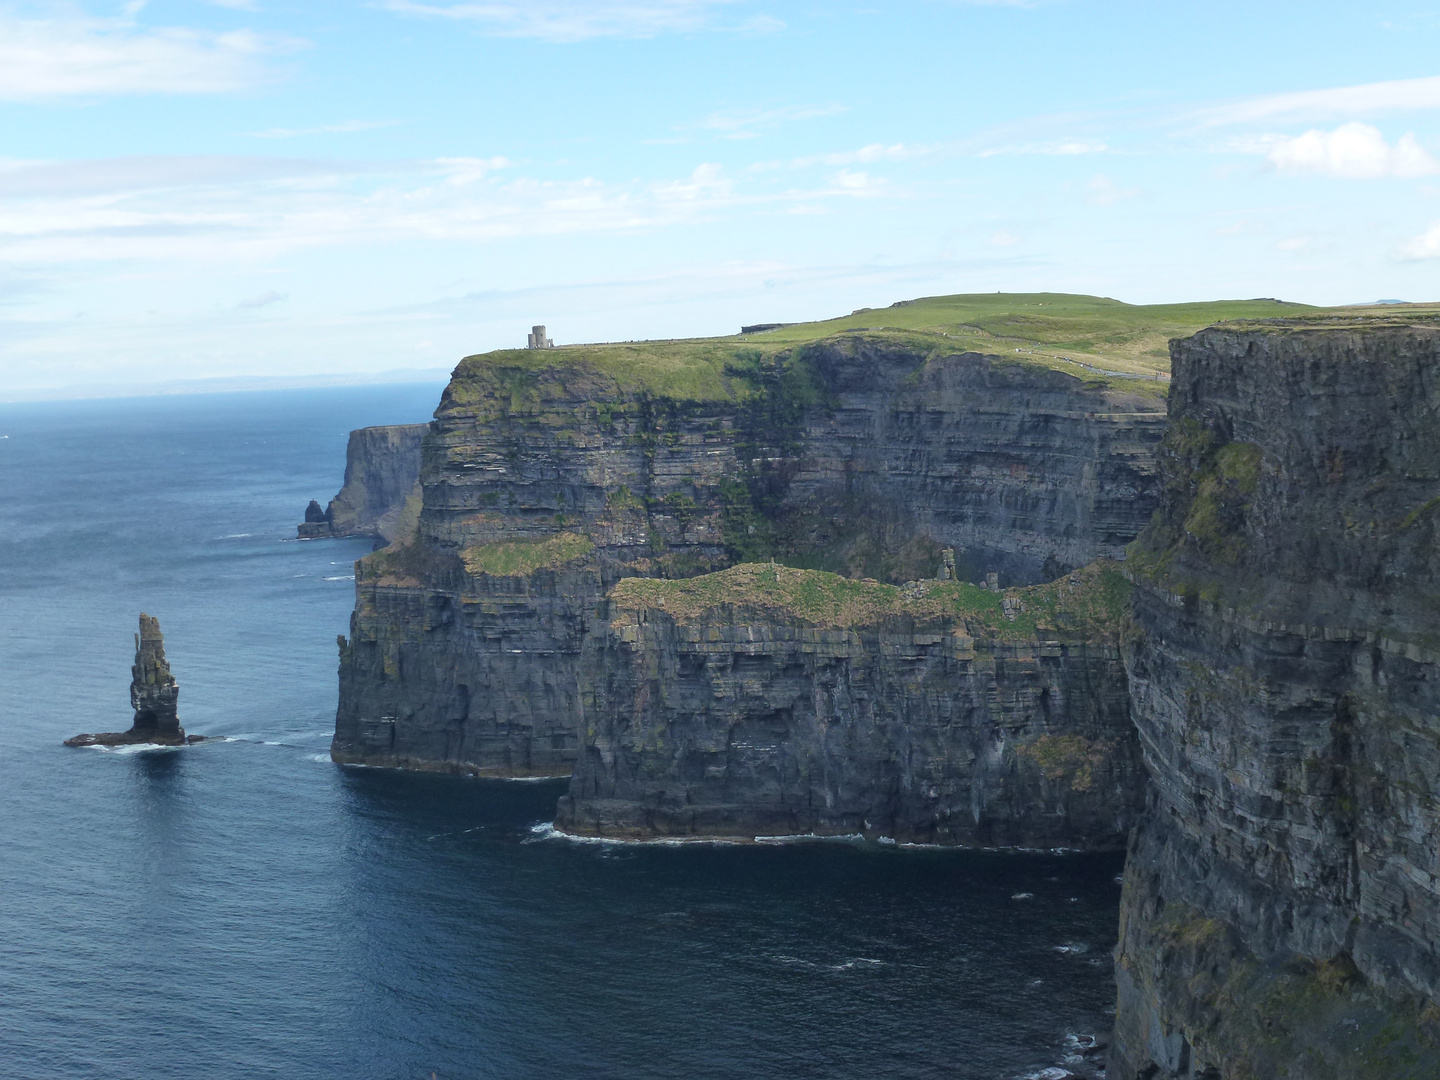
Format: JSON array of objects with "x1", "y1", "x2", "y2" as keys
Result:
[{"x1": 66, "y1": 614, "x2": 202, "y2": 747}]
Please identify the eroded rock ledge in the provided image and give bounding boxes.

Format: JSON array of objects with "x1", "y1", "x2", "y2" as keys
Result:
[{"x1": 558, "y1": 560, "x2": 1142, "y2": 846}]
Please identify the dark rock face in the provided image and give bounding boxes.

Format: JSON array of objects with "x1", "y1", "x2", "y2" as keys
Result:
[
  {"x1": 1111, "y1": 324, "x2": 1440, "y2": 1079},
  {"x1": 333, "y1": 337, "x2": 1166, "y2": 783},
  {"x1": 67, "y1": 614, "x2": 202, "y2": 747},
  {"x1": 299, "y1": 423, "x2": 427, "y2": 542},
  {"x1": 557, "y1": 566, "x2": 1143, "y2": 845}
]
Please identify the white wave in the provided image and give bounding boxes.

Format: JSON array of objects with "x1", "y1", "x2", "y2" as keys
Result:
[
  {"x1": 496, "y1": 774, "x2": 570, "y2": 783},
  {"x1": 323, "y1": 575, "x2": 355, "y2": 581},
  {"x1": 1012, "y1": 892, "x2": 1035, "y2": 900},
  {"x1": 221, "y1": 533, "x2": 253, "y2": 539},
  {"x1": 306, "y1": 753, "x2": 334, "y2": 763},
  {"x1": 753, "y1": 832, "x2": 867, "y2": 845},
  {"x1": 1016, "y1": 1069, "x2": 1071, "y2": 1080},
  {"x1": 525, "y1": 822, "x2": 746, "y2": 846},
  {"x1": 1054, "y1": 942, "x2": 1091, "y2": 955},
  {"x1": 81, "y1": 741, "x2": 180, "y2": 755}
]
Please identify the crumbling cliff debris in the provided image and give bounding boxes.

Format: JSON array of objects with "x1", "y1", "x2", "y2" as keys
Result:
[
  {"x1": 66, "y1": 614, "x2": 204, "y2": 748},
  {"x1": 1110, "y1": 321, "x2": 1440, "y2": 1080},
  {"x1": 298, "y1": 423, "x2": 427, "y2": 544}
]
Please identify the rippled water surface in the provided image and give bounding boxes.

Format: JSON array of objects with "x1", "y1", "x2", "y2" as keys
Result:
[{"x1": 0, "y1": 387, "x2": 1122, "y2": 1080}]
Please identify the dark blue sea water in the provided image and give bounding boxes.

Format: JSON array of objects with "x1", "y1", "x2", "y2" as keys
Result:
[{"x1": 0, "y1": 386, "x2": 1123, "y2": 1080}]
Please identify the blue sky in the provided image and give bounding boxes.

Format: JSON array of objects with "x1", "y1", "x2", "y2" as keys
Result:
[{"x1": 3, "y1": 0, "x2": 1440, "y2": 396}]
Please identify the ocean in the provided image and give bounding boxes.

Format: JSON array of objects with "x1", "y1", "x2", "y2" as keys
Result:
[{"x1": 0, "y1": 386, "x2": 1122, "y2": 1080}]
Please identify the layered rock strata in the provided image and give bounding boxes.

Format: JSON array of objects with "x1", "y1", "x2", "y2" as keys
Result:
[
  {"x1": 299, "y1": 423, "x2": 427, "y2": 542},
  {"x1": 557, "y1": 561, "x2": 1143, "y2": 846},
  {"x1": 67, "y1": 614, "x2": 202, "y2": 747},
  {"x1": 333, "y1": 334, "x2": 1165, "y2": 779},
  {"x1": 1111, "y1": 321, "x2": 1440, "y2": 1078}
]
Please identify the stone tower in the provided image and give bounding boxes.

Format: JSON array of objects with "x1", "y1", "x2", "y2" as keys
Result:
[{"x1": 526, "y1": 325, "x2": 554, "y2": 349}]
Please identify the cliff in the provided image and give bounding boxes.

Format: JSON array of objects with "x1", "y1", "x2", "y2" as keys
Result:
[
  {"x1": 1111, "y1": 319, "x2": 1440, "y2": 1078},
  {"x1": 298, "y1": 423, "x2": 426, "y2": 543},
  {"x1": 557, "y1": 560, "x2": 1143, "y2": 846},
  {"x1": 332, "y1": 332, "x2": 1167, "y2": 780}
]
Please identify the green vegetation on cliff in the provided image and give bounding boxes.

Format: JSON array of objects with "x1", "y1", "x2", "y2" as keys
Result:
[
  {"x1": 462, "y1": 532, "x2": 595, "y2": 577},
  {"x1": 608, "y1": 559, "x2": 1128, "y2": 639},
  {"x1": 443, "y1": 292, "x2": 1352, "y2": 406}
]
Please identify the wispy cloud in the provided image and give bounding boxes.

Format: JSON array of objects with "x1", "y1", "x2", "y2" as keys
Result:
[
  {"x1": 0, "y1": 151, "x2": 899, "y2": 268},
  {"x1": 696, "y1": 103, "x2": 846, "y2": 139},
  {"x1": 976, "y1": 140, "x2": 1107, "y2": 158},
  {"x1": 1195, "y1": 74, "x2": 1440, "y2": 127},
  {"x1": 247, "y1": 120, "x2": 399, "y2": 139},
  {"x1": 379, "y1": 0, "x2": 755, "y2": 42},
  {"x1": 0, "y1": 12, "x2": 295, "y2": 99},
  {"x1": 1258, "y1": 122, "x2": 1440, "y2": 179},
  {"x1": 790, "y1": 142, "x2": 934, "y2": 167}
]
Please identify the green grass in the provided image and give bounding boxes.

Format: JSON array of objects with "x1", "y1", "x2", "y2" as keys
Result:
[
  {"x1": 444, "y1": 292, "x2": 1440, "y2": 409},
  {"x1": 461, "y1": 532, "x2": 594, "y2": 577},
  {"x1": 608, "y1": 558, "x2": 1129, "y2": 638}
]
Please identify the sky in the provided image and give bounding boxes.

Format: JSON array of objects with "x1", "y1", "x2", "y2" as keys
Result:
[{"x1": 2, "y1": 0, "x2": 1440, "y2": 397}]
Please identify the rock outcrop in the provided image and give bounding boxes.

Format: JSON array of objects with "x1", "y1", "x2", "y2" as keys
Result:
[
  {"x1": 1111, "y1": 320, "x2": 1440, "y2": 1078},
  {"x1": 333, "y1": 335, "x2": 1167, "y2": 781},
  {"x1": 557, "y1": 561, "x2": 1143, "y2": 846},
  {"x1": 299, "y1": 423, "x2": 427, "y2": 543},
  {"x1": 67, "y1": 614, "x2": 203, "y2": 747}
]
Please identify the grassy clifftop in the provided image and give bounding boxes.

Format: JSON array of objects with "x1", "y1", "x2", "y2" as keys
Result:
[
  {"x1": 443, "y1": 293, "x2": 1360, "y2": 407},
  {"x1": 608, "y1": 559, "x2": 1129, "y2": 640}
]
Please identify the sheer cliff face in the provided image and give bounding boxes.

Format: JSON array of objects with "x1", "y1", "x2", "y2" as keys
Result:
[
  {"x1": 303, "y1": 424, "x2": 427, "y2": 542},
  {"x1": 333, "y1": 335, "x2": 1165, "y2": 781},
  {"x1": 1113, "y1": 324, "x2": 1440, "y2": 1079},
  {"x1": 557, "y1": 563, "x2": 1142, "y2": 846}
]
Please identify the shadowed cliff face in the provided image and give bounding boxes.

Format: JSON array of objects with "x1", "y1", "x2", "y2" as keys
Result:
[
  {"x1": 1112, "y1": 324, "x2": 1440, "y2": 1079},
  {"x1": 333, "y1": 336, "x2": 1164, "y2": 824}
]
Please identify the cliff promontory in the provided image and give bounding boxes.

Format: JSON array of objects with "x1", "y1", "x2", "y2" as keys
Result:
[
  {"x1": 332, "y1": 327, "x2": 1167, "y2": 786},
  {"x1": 1111, "y1": 318, "x2": 1440, "y2": 1078},
  {"x1": 299, "y1": 423, "x2": 426, "y2": 543}
]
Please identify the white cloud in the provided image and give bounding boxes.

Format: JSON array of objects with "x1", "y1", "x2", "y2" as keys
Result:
[
  {"x1": 1276, "y1": 236, "x2": 1310, "y2": 252},
  {"x1": 1197, "y1": 74, "x2": 1440, "y2": 126},
  {"x1": 1400, "y1": 221, "x2": 1440, "y2": 259},
  {"x1": 977, "y1": 140, "x2": 1107, "y2": 158},
  {"x1": 0, "y1": 13, "x2": 292, "y2": 99},
  {"x1": 1084, "y1": 173, "x2": 1139, "y2": 206},
  {"x1": 1264, "y1": 122, "x2": 1440, "y2": 179},
  {"x1": 380, "y1": 0, "x2": 748, "y2": 42},
  {"x1": 987, "y1": 229, "x2": 1019, "y2": 247},
  {"x1": 248, "y1": 120, "x2": 399, "y2": 139}
]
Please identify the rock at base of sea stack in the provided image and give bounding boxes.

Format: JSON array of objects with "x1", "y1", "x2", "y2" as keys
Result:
[{"x1": 65, "y1": 614, "x2": 205, "y2": 747}]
